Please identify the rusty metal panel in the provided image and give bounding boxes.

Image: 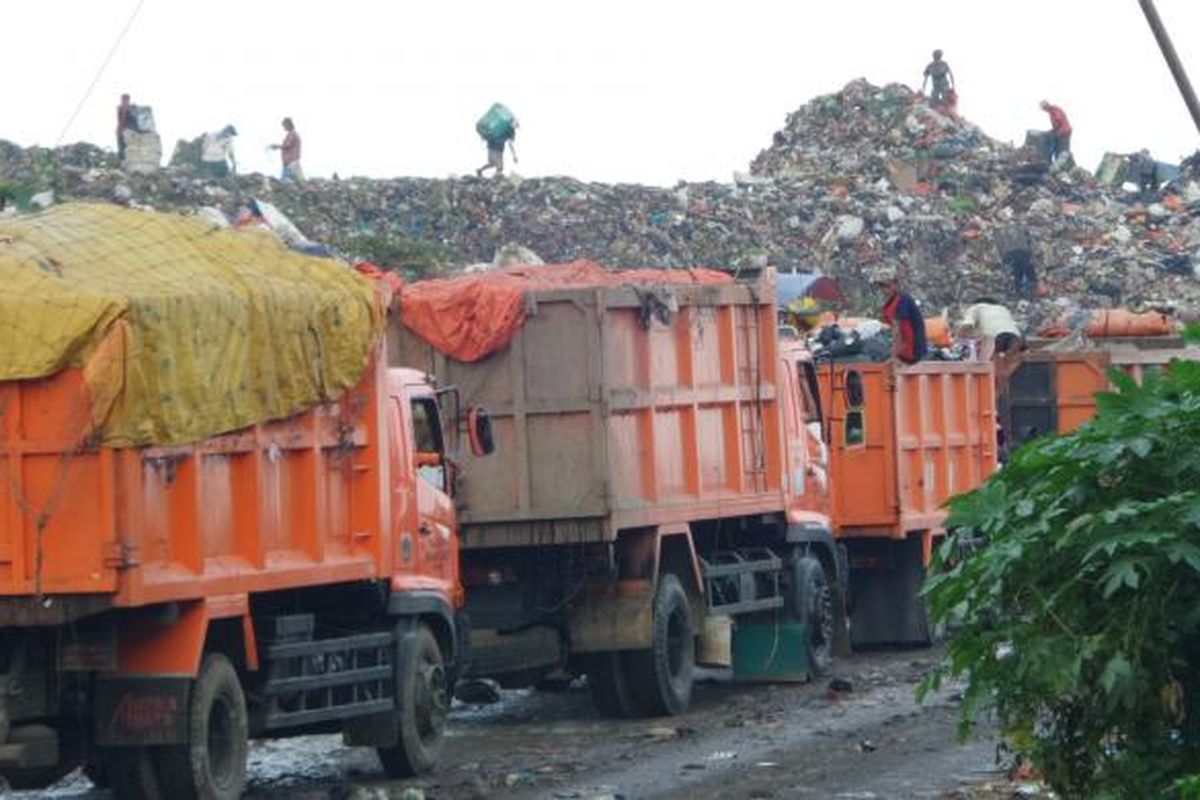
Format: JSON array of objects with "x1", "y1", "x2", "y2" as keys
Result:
[
  {"x1": 392, "y1": 277, "x2": 784, "y2": 549},
  {"x1": 822, "y1": 361, "x2": 997, "y2": 537}
]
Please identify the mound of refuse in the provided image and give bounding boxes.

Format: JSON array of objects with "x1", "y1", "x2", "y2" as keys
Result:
[{"x1": 3, "y1": 79, "x2": 1200, "y2": 332}]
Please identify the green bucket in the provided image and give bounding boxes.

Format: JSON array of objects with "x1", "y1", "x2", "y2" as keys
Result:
[{"x1": 731, "y1": 616, "x2": 811, "y2": 682}]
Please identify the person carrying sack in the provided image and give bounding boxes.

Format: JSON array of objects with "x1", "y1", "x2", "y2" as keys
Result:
[{"x1": 475, "y1": 103, "x2": 518, "y2": 178}]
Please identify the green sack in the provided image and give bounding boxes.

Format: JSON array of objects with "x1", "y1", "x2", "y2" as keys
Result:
[{"x1": 476, "y1": 103, "x2": 516, "y2": 144}]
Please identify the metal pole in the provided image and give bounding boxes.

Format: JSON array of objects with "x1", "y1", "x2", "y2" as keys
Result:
[{"x1": 1137, "y1": 0, "x2": 1200, "y2": 137}]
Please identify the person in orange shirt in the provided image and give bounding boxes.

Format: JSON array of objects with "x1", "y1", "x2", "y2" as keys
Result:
[{"x1": 1040, "y1": 100, "x2": 1072, "y2": 165}]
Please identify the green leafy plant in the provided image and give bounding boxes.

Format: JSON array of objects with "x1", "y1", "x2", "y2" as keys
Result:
[
  {"x1": 921, "y1": 361, "x2": 1200, "y2": 798},
  {"x1": 346, "y1": 229, "x2": 453, "y2": 282}
]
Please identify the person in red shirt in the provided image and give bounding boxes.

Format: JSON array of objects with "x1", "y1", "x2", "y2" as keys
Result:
[
  {"x1": 116, "y1": 93, "x2": 132, "y2": 162},
  {"x1": 872, "y1": 267, "x2": 927, "y2": 364},
  {"x1": 269, "y1": 117, "x2": 303, "y2": 181},
  {"x1": 1040, "y1": 100, "x2": 1072, "y2": 165}
]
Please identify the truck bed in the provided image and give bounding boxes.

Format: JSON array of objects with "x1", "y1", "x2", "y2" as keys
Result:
[
  {"x1": 817, "y1": 359, "x2": 997, "y2": 538},
  {"x1": 392, "y1": 279, "x2": 785, "y2": 549},
  {"x1": 998, "y1": 336, "x2": 1200, "y2": 446},
  {"x1": 0, "y1": 359, "x2": 389, "y2": 610}
]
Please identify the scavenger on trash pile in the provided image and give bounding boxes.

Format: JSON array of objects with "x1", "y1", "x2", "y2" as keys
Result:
[
  {"x1": 168, "y1": 125, "x2": 239, "y2": 178},
  {"x1": 1132, "y1": 148, "x2": 1159, "y2": 199},
  {"x1": 957, "y1": 298, "x2": 1023, "y2": 360},
  {"x1": 200, "y1": 125, "x2": 238, "y2": 178},
  {"x1": 116, "y1": 93, "x2": 133, "y2": 161},
  {"x1": 922, "y1": 49, "x2": 955, "y2": 109},
  {"x1": 269, "y1": 117, "x2": 303, "y2": 181},
  {"x1": 873, "y1": 266, "x2": 926, "y2": 364},
  {"x1": 476, "y1": 102, "x2": 518, "y2": 178},
  {"x1": 1040, "y1": 100, "x2": 1072, "y2": 165},
  {"x1": 994, "y1": 225, "x2": 1038, "y2": 299}
]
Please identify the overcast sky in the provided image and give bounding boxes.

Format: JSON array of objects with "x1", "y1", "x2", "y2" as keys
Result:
[{"x1": 5, "y1": 1, "x2": 1199, "y2": 186}]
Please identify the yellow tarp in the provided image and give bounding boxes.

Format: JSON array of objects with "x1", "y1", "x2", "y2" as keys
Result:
[{"x1": 0, "y1": 203, "x2": 383, "y2": 445}]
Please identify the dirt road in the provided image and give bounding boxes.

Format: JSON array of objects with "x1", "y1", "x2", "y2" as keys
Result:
[{"x1": 32, "y1": 648, "x2": 1006, "y2": 799}]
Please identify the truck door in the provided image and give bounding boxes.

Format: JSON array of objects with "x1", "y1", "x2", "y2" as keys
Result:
[{"x1": 408, "y1": 396, "x2": 458, "y2": 585}]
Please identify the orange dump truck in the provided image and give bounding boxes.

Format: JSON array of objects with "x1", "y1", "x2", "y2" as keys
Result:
[
  {"x1": 816, "y1": 358, "x2": 998, "y2": 646},
  {"x1": 393, "y1": 263, "x2": 843, "y2": 717},
  {"x1": 998, "y1": 332, "x2": 1200, "y2": 450},
  {"x1": 0, "y1": 205, "x2": 490, "y2": 797}
]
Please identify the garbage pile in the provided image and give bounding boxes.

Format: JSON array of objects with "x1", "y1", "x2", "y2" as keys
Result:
[
  {"x1": 4, "y1": 78, "x2": 1200, "y2": 330},
  {"x1": 749, "y1": 79, "x2": 1200, "y2": 328}
]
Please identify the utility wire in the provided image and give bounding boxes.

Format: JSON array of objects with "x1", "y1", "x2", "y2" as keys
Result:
[{"x1": 55, "y1": 0, "x2": 146, "y2": 145}]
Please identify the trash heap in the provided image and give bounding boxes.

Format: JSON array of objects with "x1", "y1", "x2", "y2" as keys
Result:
[
  {"x1": 749, "y1": 79, "x2": 1200, "y2": 327},
  {"x1": 4, "y1": 78, "x2": 1200, "y2": 329}
]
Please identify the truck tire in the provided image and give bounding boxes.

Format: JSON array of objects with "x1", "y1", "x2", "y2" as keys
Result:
[
  {"x1": 155, "y1": 653, "x2": 249, "y2": 800},
  {"x1": 623, "y1": 573, "x2": 695, "y2": 717},
  {"x1": 789, "y1": 556, "x2": 834, "y2": 676},
  {"x1": 588, "y1": 651, "x2": 635, "y2": 718},
  {"x1": 102, "y1": 747, "x2": 161, "y2": 800},
  {"x1": 377, "y1": 624, "x2": 448, "y2": 777}
]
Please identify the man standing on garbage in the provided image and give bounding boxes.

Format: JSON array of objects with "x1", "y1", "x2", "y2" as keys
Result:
[
  {"x1": 1040, "y1": 100, "x2": 1072, "y2": 164},
  {"x1": 872, "y1": 267, "x2": 926, "y2": 364},
  {"x1": 922, "y1": 50, "x2": 955, "y2": 108},
  {"x1": 269, "y1": 117, "x2": 303, "y2": 181},
  {"x1": 1132, "y1": 148, "x2": 1159, "y2": 199},
  {"x1": 199, "y1": 125, "x2": 238, "y2": 178},
  {"x1": 957, "y1": 298, "x2": 1023, "y2": 360},
  {"x1": 476, "y1": 104, "x2": 518, "y2": 178},
  {"x1": 995, "y1": 225, "x2": 1039, "y2": 298},
  {"x1": 116, "y1": 94, "x2": 133, "y2": 162}
]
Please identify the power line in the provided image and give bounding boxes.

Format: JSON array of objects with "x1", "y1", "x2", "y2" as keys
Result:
[{"x1": 55, "y1": 0, "x2": 146, "y2": 146}]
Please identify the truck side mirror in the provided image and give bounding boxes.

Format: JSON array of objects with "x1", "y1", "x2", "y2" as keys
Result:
[{"x1": 468, "y1": 407, "x2": 495, "y2": 457}]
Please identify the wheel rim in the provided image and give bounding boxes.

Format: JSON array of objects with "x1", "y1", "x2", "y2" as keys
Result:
[
  {"x1": 414, "y1": 655, "x2": 448, "y2": 746},
  {"x1": 207, "y1": 695, "x2": 236, "y2": 789},
  {"x1": 666, "y1": 605, "x2": 689, "y2": 679}
]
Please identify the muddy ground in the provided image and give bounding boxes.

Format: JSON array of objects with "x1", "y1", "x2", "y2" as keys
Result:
[{"x1": 30, "y1": 648, "x2": 1041, "y2": 800}]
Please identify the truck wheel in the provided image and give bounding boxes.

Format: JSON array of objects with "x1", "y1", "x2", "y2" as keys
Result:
[
  {"x1": 156, "y1": 653, "x2": 249, "y2": 800},
  {"x1": 378, "y1": 624, "x2": 448, "y2": 777},
  {"x1": 789, "y1": 556, "x2": 834, "y2": 676},
  {"x1": 588, "y1": 651, "x2": 635, "y2": 718},
  {"x1": 624, "y1": 573, "x2": 695, "y2": 717}
]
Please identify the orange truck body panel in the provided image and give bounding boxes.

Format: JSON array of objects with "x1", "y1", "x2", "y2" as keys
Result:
[
  {"x1": 392, "y1": 278, "x2": 822, "y2": 548},
  {"x1": 998, "y1": 337, "x2": 1200, "y2": 443},
  {"x1": 0, "y1": 347, "x2": 457, "y2": 614},
  {"x1": 818, "y1": 360, "x2": 999, "y2": 541}
]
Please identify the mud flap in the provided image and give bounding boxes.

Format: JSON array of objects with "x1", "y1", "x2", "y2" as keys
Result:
[
  {"x1": 848, "y1": 535, "x2": 932, "y2": 648},
  {"x1": 568, "y1": 579, "x2": 654, "y2": 653},
  {"x1": 94, "y1": 677, "x2": 191, "y2": 746}
]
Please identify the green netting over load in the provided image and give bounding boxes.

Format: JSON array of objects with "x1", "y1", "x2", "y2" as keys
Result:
[
  {"x1": 476, "y1": 103, "x2": 516, "y2": 144},
  {"x1": 0, "y1": 203, "x2": 384, "y2": 446}
]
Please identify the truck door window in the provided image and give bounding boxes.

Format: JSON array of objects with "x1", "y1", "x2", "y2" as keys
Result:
[
  {"x1": 799, "y1": 363, "x2": 823, "y2": 426},
  {"x1": 845, "y1": 370, "x2": 865, "y2": 447},
  {"x1": 411, "y1": 397, "x2": 447, "y2": 490}
]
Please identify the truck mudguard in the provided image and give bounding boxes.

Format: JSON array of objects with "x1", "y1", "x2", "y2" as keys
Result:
[{"x1": 387, "y1": 591, "x2": 457, "y2": 661}]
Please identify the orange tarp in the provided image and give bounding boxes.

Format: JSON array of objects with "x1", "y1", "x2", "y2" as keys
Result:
[{"x1": 398, "y1": 260, "x2": 733, "y2": 362}]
